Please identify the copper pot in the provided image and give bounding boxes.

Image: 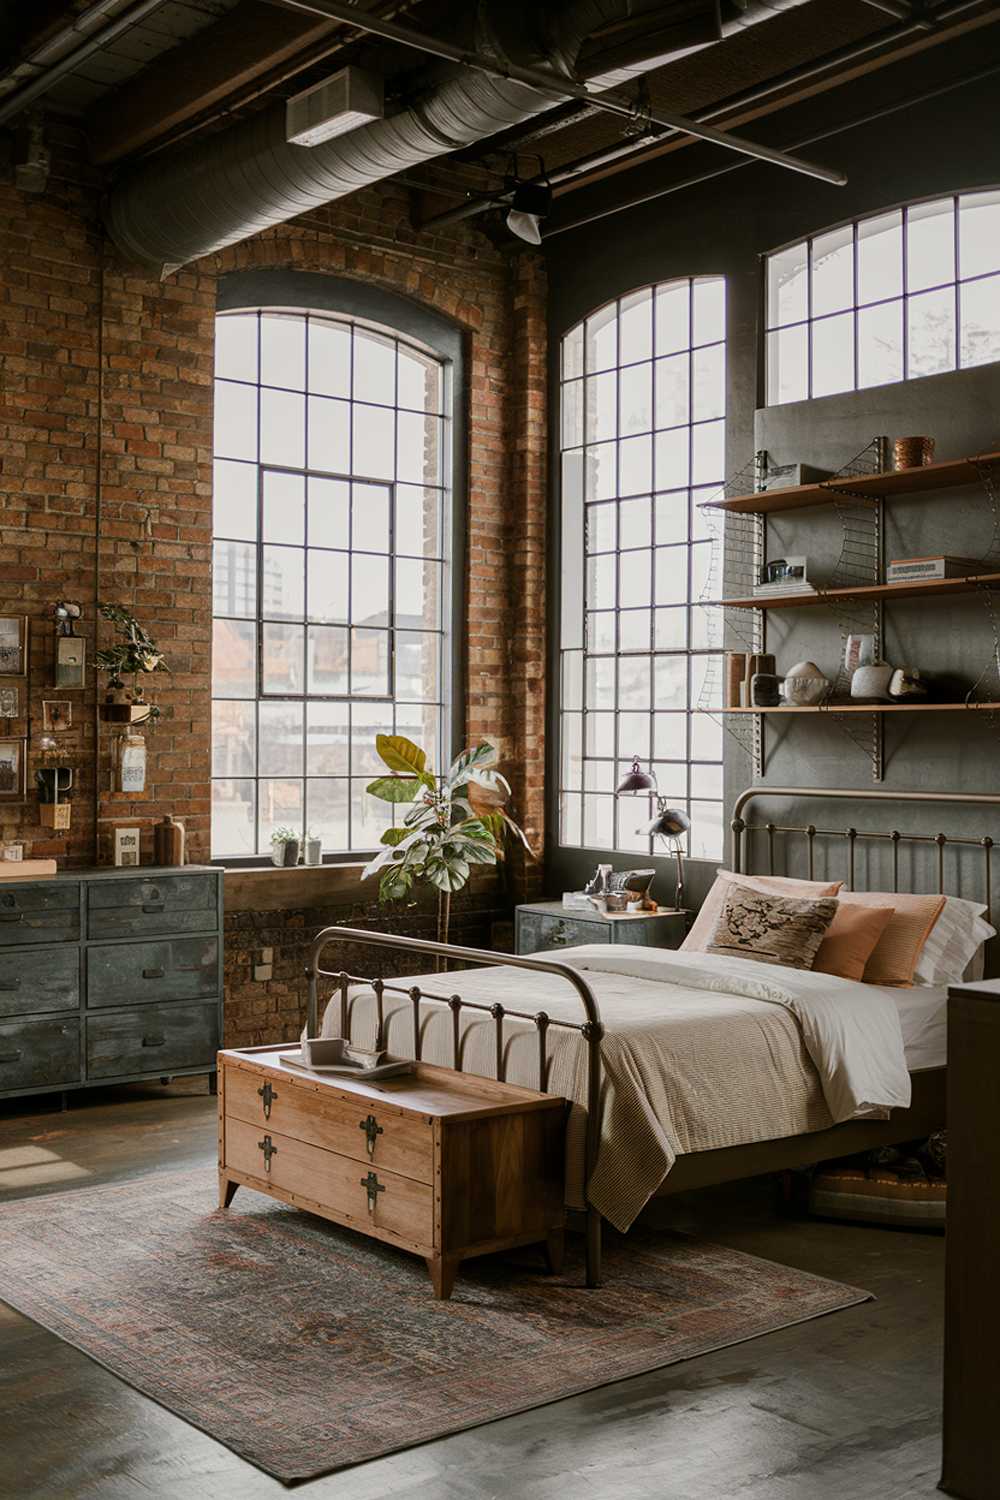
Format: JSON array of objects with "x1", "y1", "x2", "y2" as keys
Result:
[{"x1": 893, "y1": 436, "x2": 935, "y2": 471}]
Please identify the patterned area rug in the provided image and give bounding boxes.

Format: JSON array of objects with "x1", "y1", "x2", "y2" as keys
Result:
[{"x1": 0, "y1": 1171, "x2": 871, "y2": 1485}]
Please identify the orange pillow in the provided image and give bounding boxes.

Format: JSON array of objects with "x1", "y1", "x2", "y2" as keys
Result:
[
  {"x1": 812, "y1": 902, "x2": 896, "y2": 982},
  {"x1": 683, "y1": 869, "x2": 843, "y2": 953},
  {"x1": 838, "y1": 891, "x2": 946, "y2": 986}
]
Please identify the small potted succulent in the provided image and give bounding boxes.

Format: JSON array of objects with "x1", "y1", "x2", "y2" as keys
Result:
[
  {"x1": 303, "y1": 830, "x2": 322, "y2": 867},
  {"x1": 270, "y1": 826, "x2": 301, "y2": 867}
]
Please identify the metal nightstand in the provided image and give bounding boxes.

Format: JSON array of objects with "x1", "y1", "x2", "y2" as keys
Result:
[{"x1": 515, "y1": 902, "x2": 688, "y2": 956}]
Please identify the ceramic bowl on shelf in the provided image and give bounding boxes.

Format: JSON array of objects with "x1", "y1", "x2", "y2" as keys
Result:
[
  {"x1": 851, "y1": 662, "x2": 895, "y2": 701},
  {"x1": 781, "y1": 661, "x2": 830, "y2": 706}
]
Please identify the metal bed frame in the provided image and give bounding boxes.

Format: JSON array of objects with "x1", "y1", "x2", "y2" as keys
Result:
[{"x1": 306, "y1": 786, "x2": 1000, "y2": 1289}]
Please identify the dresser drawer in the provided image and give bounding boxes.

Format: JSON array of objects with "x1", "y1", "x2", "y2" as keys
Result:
[
  {"x1": 0, "y1": 1016, "x2": 80, "y2": 1092},
  {"x1": 87, "y1": 936, "x2": 220, "y2": 1009},
  {"x1": 0, "y1": 884, "x2": 80, "y2": 947},
  {"x1": 517, "y1": 912, "x2": 609, "y2": 955},
  {"x1": 0, "y1": 946, "x2": 80, "y2": 1018},
  {"x1": 225, "y1": 1065, "x2": 433, "y2": 1184},
  {"x1": 224, "y1": 1117, "x2": 434, "y2": 1249},
  {"x1": 88, "y1": 875, "x2": 217, "y2": 939},
  {"x1": 85, "y1": 1000, "x2": 219, "y2": 1080}
]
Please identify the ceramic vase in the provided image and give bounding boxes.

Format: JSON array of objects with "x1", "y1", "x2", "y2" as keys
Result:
[
  {"x1": 781, "y1": 660, "x2": 830, "y2": 706},
  {"x1": 851, "y1": 662, "x2": 894, "y2": 701}
]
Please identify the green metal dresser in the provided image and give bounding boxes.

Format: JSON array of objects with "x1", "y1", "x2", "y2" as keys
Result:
[
  {"x1": 515, "y1": 901, "x2": 688, "y2": 956},
  {"x1": 0, "y1": 866, "x2": 224, "y2": 1103}
]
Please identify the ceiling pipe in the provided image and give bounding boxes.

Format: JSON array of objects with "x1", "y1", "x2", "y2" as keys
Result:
[
  {"x1": 269, "y1": 0, "x2": 846, "y2": 185},
  {"x1": 0, "y1": 0, "x2": 171, "y2": 127},
  {"x1": 104, "y1": 0, "x2": 824, "y2": 272},
  {"x1": 543, "y1": 50, "x2": 1000, "y2": 238},
  {"x1": 418, "y1": 0, "x2": 976, "y2": 231}
]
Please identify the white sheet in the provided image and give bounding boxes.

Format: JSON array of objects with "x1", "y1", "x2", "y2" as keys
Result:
[{"x1": 891, "y1": 984, "x2": 948, "y2": 1071}]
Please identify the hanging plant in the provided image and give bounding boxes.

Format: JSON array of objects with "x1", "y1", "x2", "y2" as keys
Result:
[{"x1": 94, "y1": 602, "x2": 169, "y2": 721}]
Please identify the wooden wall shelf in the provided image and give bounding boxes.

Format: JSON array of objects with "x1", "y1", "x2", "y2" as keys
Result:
[
  {"x1": 710, "y1": 702, "x2": 1000, "y2": 715},
  {"x1": 702, "y1": 450, "x2": 1000, "y2": 515},
  {"x1": 709, "y1": 571, "x2": 1000, "y2": 612}
]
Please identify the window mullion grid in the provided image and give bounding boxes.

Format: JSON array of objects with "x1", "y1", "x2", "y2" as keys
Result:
[
  {"x1": 686, "y1": 277, "x2": 695, "y2": 826},
  {"x1": 852, "y1": 221, "x2": 859, "y2": 390},
  {"x1": 902, "y1": 204, "x2": 910, "y2": 380},
  {"x1": 806, "y1": 235, "x2": 814, "y2": 400},
  {"x1": 953, "y1": 193, "x2": 962, "y2": 370},
  {"x1": 613, "y1": 296, "x2": 622, "y2": 847},
  {"x1": 254, "y1": 312, "x2": 263, "y2": 857},
  {"x1": 302, "y1": 318, "x2": 311, "y2": 839}
]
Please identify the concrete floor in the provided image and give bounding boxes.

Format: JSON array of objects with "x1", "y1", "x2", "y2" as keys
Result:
[{"x1": 0, "y1": 1078, "x2": 945, "y2": 1500}]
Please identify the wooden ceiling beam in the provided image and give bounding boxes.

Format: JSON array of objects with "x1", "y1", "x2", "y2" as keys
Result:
[{"x1": 85, "y1": 0, "x2": 341, "y2": 164}]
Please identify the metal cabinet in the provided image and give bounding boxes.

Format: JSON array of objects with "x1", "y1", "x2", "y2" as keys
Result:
[
  {"x1": 515, "y1": 901, "x2": 688, "y2": 956},
  {"x1": 0, "y1": 867, "x2": 223, "y2": 1102}
]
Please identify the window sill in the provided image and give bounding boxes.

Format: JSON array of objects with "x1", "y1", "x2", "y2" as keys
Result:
[{"x1": 223, "y1": 861, "x2": 369, "y2": 913}]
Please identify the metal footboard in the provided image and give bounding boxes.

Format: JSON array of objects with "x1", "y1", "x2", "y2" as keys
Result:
[{"x1": 305, "y1": 926, "x2": 607, "y2": 1287}]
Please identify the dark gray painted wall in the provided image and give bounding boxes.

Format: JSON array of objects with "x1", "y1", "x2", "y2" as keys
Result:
[{"x1": 545, "y1": 65, "x2": 1000, "y2": 910}]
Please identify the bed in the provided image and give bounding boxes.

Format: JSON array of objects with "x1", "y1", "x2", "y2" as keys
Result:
[{"x1": 306, "y1": 787, "x2": 998, "y2": 1287}]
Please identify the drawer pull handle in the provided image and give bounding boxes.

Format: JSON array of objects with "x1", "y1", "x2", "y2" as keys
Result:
[
  {"x1": 359, "y1": 1113, "x2": 383, "y2": 1158},
  {"x1": 142, "y1": 967, "x2": 165, "y2": 980},
  {"x1": 0, "y1": 979, "x2": 22, "y2": 991},
  {"x1": 257, "y1": 1080, "x2": 277, "y2": 1119},
  {"x1": 0, "y1": 1050, "x2": 22, "y2": 1063},
  {"x1": 548, "y1": 921, "x2": 570, "y2": 945},
  {"x1": 258, "y1": 1134, "x2": 277, "y2": 1173},
  {"x1": 142, "y1": 903, "x2": 165, "y2": 914},
  {"x1": 141, "y1": 1033, "x2": 166, "y2": 1048},
  {"x1": 360, "y1": 1170, "x2": 385, "y2": 1214},
  {"x1": 0, "y1": 912, "x2": 23, "y2": 924}
]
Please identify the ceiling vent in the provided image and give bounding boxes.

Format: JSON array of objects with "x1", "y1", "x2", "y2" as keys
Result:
[{"x1": 286, "y1": 66, "x2": 384, "y2": 148}]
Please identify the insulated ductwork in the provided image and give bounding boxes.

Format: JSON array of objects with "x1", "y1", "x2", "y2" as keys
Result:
[{"x1": 104, "y1": 0, "x2": 811, "y2": 274}]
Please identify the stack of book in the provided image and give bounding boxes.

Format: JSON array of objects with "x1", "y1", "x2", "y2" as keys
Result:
[
  {"x1": 886, "y1": 555, "x2": 980, "y2": 583},
  {"x1": 752, "y1": 577, "x2": 818, "y2": 598}
]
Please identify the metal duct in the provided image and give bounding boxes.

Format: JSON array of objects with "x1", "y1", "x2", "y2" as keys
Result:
[{"x1": 104, "y1": 0, "x2": 811, "y2": 274}]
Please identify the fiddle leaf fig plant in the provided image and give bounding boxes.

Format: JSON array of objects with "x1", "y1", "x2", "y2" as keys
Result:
[{"x1": 362, "y1": 735, "x2": 530, "y2": 946}]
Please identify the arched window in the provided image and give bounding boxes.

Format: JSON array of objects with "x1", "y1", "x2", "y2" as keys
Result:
[
  {"x1": 766, "y1": 189, "x2": 1000, "y2": 404},
  {"x1": 558, "y1": 277, "x2": 726, "y2": 863},
  {"x1": 211, "y1": 291, "x2": 453, "y2": 861}
]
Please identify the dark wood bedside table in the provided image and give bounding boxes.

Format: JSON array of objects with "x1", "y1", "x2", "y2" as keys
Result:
[{"x1": 515, "y1": 901, "x2": 688, "y2": 956}]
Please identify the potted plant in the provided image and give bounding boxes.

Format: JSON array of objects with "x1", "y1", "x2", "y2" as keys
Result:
[
  {"x1": 270, "y1": 827, "x2": 301, "y2": 867},
  {"x1": 94, "y1": 603, "x2": 168, "y2": 723},
  {"x1": 363, "y1": 735, "x2": 529, "y2": 949},
  {"x1": 303, "y1": 830, "x2": 322, "y2": 867}
]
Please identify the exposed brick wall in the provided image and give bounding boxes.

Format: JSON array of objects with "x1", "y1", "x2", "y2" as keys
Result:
[{"x1": 0, "y1": 124, "x2": 548, "y2": 1040}]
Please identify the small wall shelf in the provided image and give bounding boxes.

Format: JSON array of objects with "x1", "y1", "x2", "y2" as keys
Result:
[
  {"x1": 702, "y1": 449, "x2": 1000, "y2": 515},
  {"x1": 708, "y1": 572, "x2": 1000, "y2": 612}
]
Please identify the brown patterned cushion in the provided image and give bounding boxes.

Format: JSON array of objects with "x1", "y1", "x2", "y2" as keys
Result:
[{"x1": 707, "y1": 883, "x2": 839, "y2": 971}]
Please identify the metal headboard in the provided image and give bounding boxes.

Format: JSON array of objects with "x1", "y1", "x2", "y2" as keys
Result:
[{"x1": 731, "y1": 786, "x2": 1000, "y2": 929}]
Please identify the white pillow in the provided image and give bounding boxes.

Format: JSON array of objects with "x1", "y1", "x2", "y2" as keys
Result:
[{"x1": 912, "y1": 894, "x2": 996, "y2": 986}]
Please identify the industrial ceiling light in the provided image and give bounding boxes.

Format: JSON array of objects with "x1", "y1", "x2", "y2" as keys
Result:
[
  {"x1": 505, "y1": 177, "x2": 553, "y2": 245},
  {"x1": 286, "y1": 66, "x2": 384, "y2": 147}
]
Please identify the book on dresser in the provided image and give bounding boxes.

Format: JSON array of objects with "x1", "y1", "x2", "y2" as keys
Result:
[{"x1": 0, "y1": 866, "x2": 224, "y2": 1102}]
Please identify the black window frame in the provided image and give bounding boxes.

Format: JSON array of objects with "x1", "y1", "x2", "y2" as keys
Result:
[{"x1": 211, "y1": 270, "x2": 468, "y2": 868}]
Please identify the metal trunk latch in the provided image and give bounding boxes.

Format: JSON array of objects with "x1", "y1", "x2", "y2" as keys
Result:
[
  {"x1": 361, "y1": 1170, "x2": 385, "y2": 1214},
  {"x1": 258, "y1": 1134, "x2": 278, "y2": 1173},
  {"x1": 258, "y1": 1081, "x2": 277, "y2": 1120},
  {"x1": 359, "y1": 1113, "x2": 383, "y2": 1158}
]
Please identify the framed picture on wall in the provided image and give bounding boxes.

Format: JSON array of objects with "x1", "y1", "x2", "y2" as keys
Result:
[
  {"x1": 0, "y1": 738, "x2": 26, "y2": 801},
  {"x1": 0, "y1": 681, "x2": 20, "y2": 719},
  {"x1": 0, "y1": 617, "x2": 27, "y2": 677}
]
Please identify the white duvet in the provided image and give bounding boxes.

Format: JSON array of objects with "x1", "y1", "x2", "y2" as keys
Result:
[{"x1": 563, "y1": 945, "x2": 913, "y2": 1120}]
